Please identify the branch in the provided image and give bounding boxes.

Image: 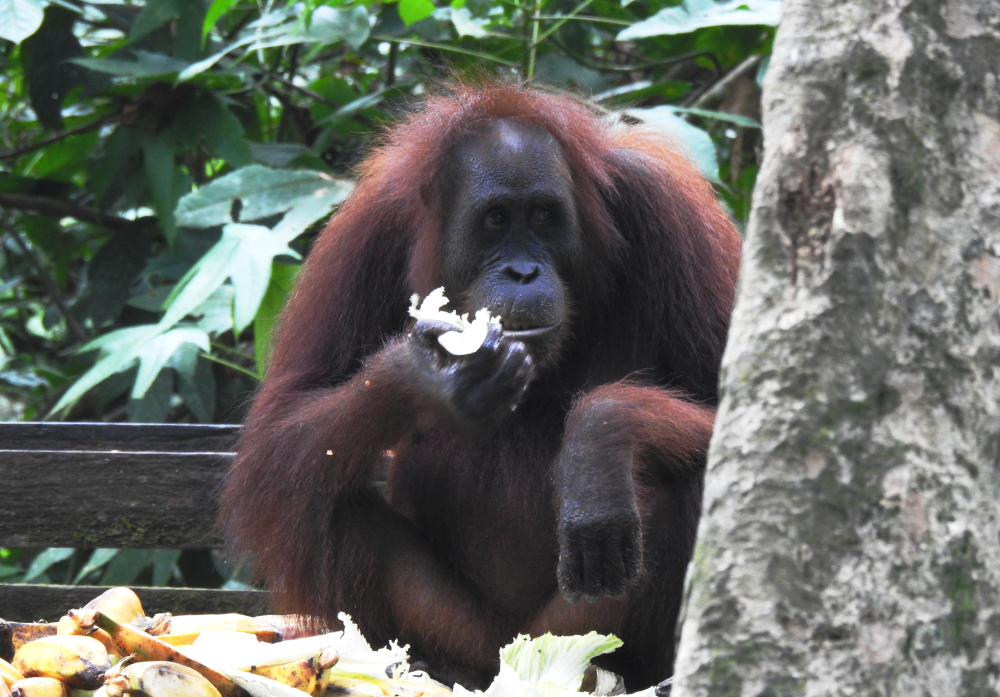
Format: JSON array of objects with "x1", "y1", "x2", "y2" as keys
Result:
[
  {"x1": 0, "y1": 115, "x2": 115, "y2": 161},
  {"x1": 0, "y1": 192, "x2": 135, "y2": 231},
  {"x1": 687, "y1": 54, "x2": 762, "y2": 108}
]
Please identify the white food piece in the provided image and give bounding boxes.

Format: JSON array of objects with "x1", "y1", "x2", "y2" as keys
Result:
[{"x1": 408, "y1": 287, "x2": 501, "y2": 356}]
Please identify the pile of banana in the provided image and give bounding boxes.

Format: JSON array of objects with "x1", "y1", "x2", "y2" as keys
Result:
[{"x1": 0, "y1": 588, "x2": 447, "y2": 697}]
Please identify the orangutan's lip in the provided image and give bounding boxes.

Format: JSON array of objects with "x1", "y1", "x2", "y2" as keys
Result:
[{"x1": 500, "y1": 323, "x2": 560, "y2": 339}]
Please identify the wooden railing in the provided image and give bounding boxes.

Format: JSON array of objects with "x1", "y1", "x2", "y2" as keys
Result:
[{"x1": 0, "y1": 422, "x2": 265, "y2": 622}]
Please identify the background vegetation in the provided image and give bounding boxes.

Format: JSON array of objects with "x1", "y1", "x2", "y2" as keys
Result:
[{"x1": 0, "y1": 0, "x2": 774, "y2": 586}]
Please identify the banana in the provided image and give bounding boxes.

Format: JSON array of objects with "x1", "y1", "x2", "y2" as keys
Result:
[
  {"x1": 151, "y1": 616, "x2": 280, "y2": 643},
  {"x1": 8, "y1": 678, "x2": 70, "y2": 697},
  {"x1": 54, "y1": 619, "x2": 114, "y2": 657},
  {"x1": 69, "y1": 611, "x2": 241, "y2": 697},
  {"x1": 82, "y1": 589, "x2": 145, "y2": 627},
  {"x1": 325, "y1": 676, "x2": 391, "y2": 697},
  {"x1": 246, "y1": 648, "x2": 339, "y2": 696},
  {"x1": 1, "y1": 658, "x2": 24, "y2": 688},
  {"x1": 6, "y1": 626, "x2": 58, "y2": 657},
  {"x1": 104, "y1": 661, "x2": 221, "y2": 697},
  {"x1": 12, "y1": 636, "x2": 110, "y2": 690},
  {"x1": 0, "y1": 675, "x2": 8, "y2": 697}
]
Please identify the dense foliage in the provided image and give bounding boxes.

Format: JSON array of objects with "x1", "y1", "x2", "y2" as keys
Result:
[{"x1": 0, "y1": 0, "x2": 774, "y2": 585}]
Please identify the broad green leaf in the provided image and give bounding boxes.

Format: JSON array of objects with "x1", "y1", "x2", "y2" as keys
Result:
[
  {"x1": 152, "y1": 550, "x2": 182, "y2": 586},
  {"x1": 450, "y1": 6, "x2": 486, "y2": 37},
  {"x1": 399, "y1": 0, "x2": 435, "y2": 26},
  {"x1": 271, "y1": 191, "x2": 345, "y2": 242},
  {"x1": 617, "y1": 0, "x2": 781, "y2": 40},
  {"x1": 249, "y1": 6, "x2": 370, "y2": 50},
  {"x1": 202, "y1": 0, "x2": 238, "y2": 41},
  {"x1": 175, "y1": 164, "x2": 352, "y2": 229},
  {"x1": 177, "y1": 33, "x2": 256, "y2": 81},
  {"x1": 74, "y1": 548, "x2": 119, "y2": 583},
  {"x1": 142, "y1": 133, "x2": 180, "y2": 243},
  {"x1": 193, "y1": 285, "x2": 237, "y2": 335},
  {"x1": 169, "y1": 343, "x2": 216, "y2": 422},
  {"x1": 130, "y1": 0, "x2": 183, "y2": 42},
  {"x1": 254, "y1": 262, "x2": 299, "y2": 373},
  {"x1": 0, "y1": 0, "x2": 44, "y2": 44},
  {"x1": 626, "y1": 107, "x2": 719, "y2": 182},
  {"x1": 23, "y1": 548, "x2": 74, "y2": 582},
  {"x1": 133, "y1": 327, "x2": 210, "y2": 398},
  {"x1": 49, "y1": 325, "x2": 208, "y2": 413},
  {"x1": 70, "y1": 51, "x2": 191, "y2": 78},
  {"x1": 663, "y1": 106, "x2": 762, "y2": 129},
  {"x1": 178, "y1": 92, "x2": 253, "y2": 168},
  {"x1": 159, "y1": 224, "x2": 301, "y2": 333},
  {"x1": 101, "y1": 549, "x2": 155, "y2": 585}
]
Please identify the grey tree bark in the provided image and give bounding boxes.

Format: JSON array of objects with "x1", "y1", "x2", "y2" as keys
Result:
[{"x1": 671, "y1": 1, "x2": 1000, "y2": 696}]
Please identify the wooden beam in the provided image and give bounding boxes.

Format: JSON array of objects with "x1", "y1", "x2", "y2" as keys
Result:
[{"x1": 0, "y1": 451, "x2": 231, "y2": 548}]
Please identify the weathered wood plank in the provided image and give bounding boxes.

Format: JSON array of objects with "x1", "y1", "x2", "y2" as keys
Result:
[
  {"x1": 0, "y1": 423, "x2": 239, "y2": 452},
  {"x1": 0, "y1": 451, "x2": 231, "y2": 548}
]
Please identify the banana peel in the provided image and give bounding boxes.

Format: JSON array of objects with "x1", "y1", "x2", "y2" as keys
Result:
[
  {"x1": 69, "y1": 610, "x2": 245, "y2": 697},
  {"x1": 82, "y1": 589, "x2": 145, "y2": 627},
  {"x1": 12, "y1": 635, "x2": 109, "y2": 690},
  {"x1": 150, "y1": 616, "x2": 280, "y2": 644},
  {"x1": 245, "y1": 648, "x2": 339, "y2": 697},
  {"x1": 0, "y1": 624, "x2": 58, "y2": 663},
  {"x1": 0, "y1": 658, "x2": 24, "y2": 688},
  {"x1": 8, "y1": 677, "x2": 71, "y2": 697},
  {"x1": 105, "y1": 661, "x2": 222, "y2": 697}
]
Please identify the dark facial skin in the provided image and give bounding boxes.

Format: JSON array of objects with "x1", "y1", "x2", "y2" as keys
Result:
[{"x1": 408, "y1": 120, "x2": 582, "y2": 426}]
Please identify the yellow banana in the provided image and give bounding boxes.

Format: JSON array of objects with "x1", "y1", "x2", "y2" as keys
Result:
[
  {"x1": 246, "y1": 648, "x2": 339, "y2": 696},
  {"x1": 104, "y1": 661, "x2": 221, "y2": 697},
  {"x1": 54, "y1": 619, "x2": 114, "y2": 657},
  {"x1": 151, "y1": 615, "x2": 280, "y2": 643},
  {"x1": 6, "y1": 626, "x2": 57, "y2": 656},
  {"x1": 8, "y1": 678, "x2": 70, "y2": 697},
  {"x1": 82, "y1": 588, "x2": 145, "y2": 627},
  {"x1": 12, "y1": 635, "x2": 110, "y2": 690},
  {"x1": 69, "y1": 611, "x2": 241, "y2": 697},
  {"x1": 0, "y1": 674, "x2": 8, "y2": 697},
  {"x1": 326, "y1": 675, "x2": 391, "y2": 697},
  {"x1": 1, "y1": 658, "x2": 24, "y2": 688}
]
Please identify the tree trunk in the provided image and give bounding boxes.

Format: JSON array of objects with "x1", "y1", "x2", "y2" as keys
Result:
[{"x1": 671, "y1": 1, "x2": 1000, "y2": 696}]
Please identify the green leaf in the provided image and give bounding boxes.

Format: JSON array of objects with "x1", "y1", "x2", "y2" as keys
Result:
[
  {"x1": 399, "y1": 0, "x2": 435, "y2": 26},
  {"x1": 450, "y1": 7, "x2": 486, "y2": 37},
  {"x1": 130, "y1": 0, "x2": 183, "y2": 42},
  {"x1": 177, "y1": 92, "x2": 253, "y2": 168},
  {"x1": 254, "y1": 262, "x2": 299, "y2": 373},
  {"x1": 152, "y1": 550, "x2": 181, "y2": 586},
  {"x1": 133, "y1": 327, "x2": 209, "y2": 398},
  {"x1": 159, "y1": 224, "x2": 300, "y2": 334},
  {"x1": 0, "y1": 0, "x2": 44, "y2": 44},
  {"x1": 617, "y1": 0, "x2": 781, "y2": 40},
  {"x1": 175, "y1": 164, "x2": 352, "y2": 229},
  {"x1": 626, "y1": 107, "x2": 719, "y2": 182},
  {"x1": 501, "y1": 633, "x2": 623, "y2": 693},
  {"x1": 142, "y1": 133, "x2": 181, "y2": 243},
  {"x1": 20, "y1": 6, "x2": 86, "y2": 130},
  {"x1": 202, "y1": 0, "x2": 238, "y2": 41},
  {"x1": 249, "y1": 6, "x2": 370, "y2": 50},
  {"x1": 664, "y1": 106, "x2": 762, "y2": 128},
  {"x1": 70, "y1": 52, "x2": 191, "y2": 78},
  {"x1": 23, "y1": 548, "x2": 74, "y2": 582},
  {"x1": 49, "y1": 325, "x2": 209, "y2": 414},
  {"x1": 169, "y1": 343, "x2": 216, "y2": 421},
  {"x1": 74, "y1": 548, "x2": 119, "y2": 583},
  {"x1": 101, "y1": 549, "x2": 154, "y2": 585}
]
